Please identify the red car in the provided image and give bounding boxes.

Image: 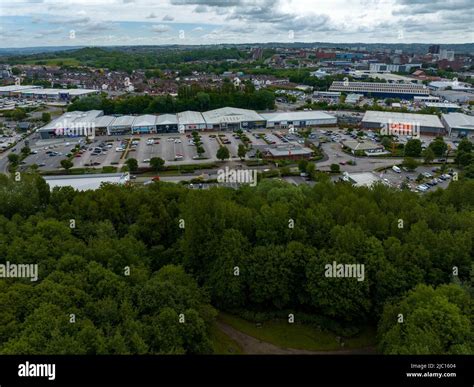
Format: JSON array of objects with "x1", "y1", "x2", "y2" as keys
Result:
[{"x1": 152, "y1": 176, "x2": 160, "y2": 182}]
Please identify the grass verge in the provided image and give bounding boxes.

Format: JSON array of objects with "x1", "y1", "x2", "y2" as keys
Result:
[
  {"x1": 209, "y1": 323, "x2": 243, "y2": 355},
  {"x1": 219, "y1": 312, "x2": 376, "y2": 351}
]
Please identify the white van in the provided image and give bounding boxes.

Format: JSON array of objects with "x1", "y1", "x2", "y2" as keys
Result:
[{"x1": 392, "y1": 165, "x2": 401, "y2": 173}]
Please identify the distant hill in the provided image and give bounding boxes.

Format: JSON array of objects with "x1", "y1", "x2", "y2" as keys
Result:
[
  {"x1": 0, "y1": 42, "x2": 472, "y2": 57},
  {"x1": 0, "y1": 46, "x2": 85, "y2": 56}
]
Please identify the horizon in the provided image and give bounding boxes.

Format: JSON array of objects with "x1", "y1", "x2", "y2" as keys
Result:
[{"x1": 0, "y1": 0, "x2": 473, "y2": 48}]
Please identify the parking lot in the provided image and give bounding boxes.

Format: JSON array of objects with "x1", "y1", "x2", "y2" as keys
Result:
[
  {"x1": 379, "y1": 165, "x2": 455, "y2": 192},
  {"x1": 23, "y1": 139, "x2": 84, "y2": 171}
]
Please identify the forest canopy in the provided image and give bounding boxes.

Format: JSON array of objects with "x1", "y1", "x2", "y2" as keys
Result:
[{"x1": 0, "y1": 174, "x2": 472, "y2": 354}]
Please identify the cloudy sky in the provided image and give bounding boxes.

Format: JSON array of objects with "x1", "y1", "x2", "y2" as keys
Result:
[{"x1": 0, "y1": 0, "x2": 472, "y2": 48}]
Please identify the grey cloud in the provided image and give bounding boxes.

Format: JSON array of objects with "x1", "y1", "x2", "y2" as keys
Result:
[{"x1": 152, "y1": 24, "x2": 170, "y2": 33}]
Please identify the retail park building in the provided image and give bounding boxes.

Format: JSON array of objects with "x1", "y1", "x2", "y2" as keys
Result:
[{"x1": 38, "y1": 107, "x2": 337, "y2": 139}]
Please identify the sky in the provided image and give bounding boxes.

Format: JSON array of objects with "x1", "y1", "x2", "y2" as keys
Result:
[{"x1": 0, "y1": 0, "x2": 473, "y2": 48}]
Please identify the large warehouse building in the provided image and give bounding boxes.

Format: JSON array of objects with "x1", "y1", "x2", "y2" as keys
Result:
[
  {"x1": 329, "y1": 81, "x2": 430, "y2": 99},
  {"x1": 37, "y1": 108, "x2": 337, "y2": 138},
  {"x1": 202, "y1": 107, "x2": 266, "y2": 131},
  {"x1": 156, "y1": 114, "x2": 178, "y2": 133},
  {"x1": 38, "y1": 110, "x2": 103, "y2": 139},
  {"x1": 361, "y1": 111, "x2": 445, "y2": 136},
  {"x1": 131, "y1": 115, "x2": 157, "y2": 134},
  {"x1": 441, "y1": 113, "x2": 474, "y2": 137},
  {"x1": 177, "y1": 111, "x2": 207, "y2": 131},
  {"x1": 262, "y1": 111, "x2": 337, "y2": 129},
  {"x1": 0, "y1": 85, "x2": 98, "y2": 101}
]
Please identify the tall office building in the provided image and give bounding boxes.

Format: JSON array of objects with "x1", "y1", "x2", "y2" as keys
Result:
[{"x1": 428, "y1": 45, "x2": 440, "y2": 54}]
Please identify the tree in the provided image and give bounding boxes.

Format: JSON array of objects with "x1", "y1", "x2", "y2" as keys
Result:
[
  {"x1": 125, "y1": 158, "x2": 138, "y2": 172},
  {"x1": 429, "y1": 137, "x2": 448, "y2": 157},
  {"x1": 402, "y1": 157, "x2": 419, "y2": 171},
  {"x1": 42, "y1": 112, "x2": 51, "y2": 123},
  {"x1": 378, "y1": 284, "x2": 473, "y2": 354},
  {"x1": 306, "y1": 163, "x2": 316, "y2": 179},
  {"x1": 306, "y1": 251, "x2": 371, "y2": 322},
  {"x1": 330, "y1": 163, "x2": 340, "y2": 173},
  {"x1": 60, "y1": 159, "x2": 74, "y2": 172},
  {"x1": 456, "y1": 151, "x2": 473, "y2": 167},
  {"x1": 196, "y1": 146, "x2": 205, "y2": 157},
  {"x1": 422, "y1": 147, "x2": 435, "y2": 164},
  {"x1": 381, "y1": 137, "x2": 392, "y2": 149},
  {"x1": 10, "y1": 109, "x2": 26, "y2": 122},
  {"x1": 457, "y1": 138, "x2": 472, "y2": 154},
  {"x1": 404, "y1": 139, "x2": 422, "y2": 157},
  {"x1": 237, "y1": 144, "x2": 247, "y2": 161},
  {"x1": 149, "y1": 157, "x2": 165, "y2": 172},
  {"x1": 216, "y1": 146, "x2": 230, "y2": 162},
  {"x1": 298, "y1": 159, "x2": 308, "y2": 173},
  {"x1": 7, "y1": 153, "x2": 19, "y2": 166},
  {"x1": 21, "y1": 146, "x2": 31, "y2": 157}
]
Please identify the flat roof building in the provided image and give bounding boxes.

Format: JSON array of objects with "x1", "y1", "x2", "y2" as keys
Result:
[
  {"x1": 361, "y1": 110, "x2": 445, "y2": 135},
  {"x1": 108, "y1": 115, "x2": 136, "y2": 135},
  {"x1": 424, "y1": 102, "x2": 461, "y2": 112},
  {"x1": 44, "y1": 173, "x2": 130, "y2": 191},
  {"x1": 428, "y1": 81, "x2": 473, "y2": 91},
  {"x1": 38, "y1": 110, "x2": 103, "y2": 139},
  {"x1": 441, "y1": 113, "x2": 474, "y2": 137},
  {"x1": 1, "y1": 85, "x2": 99, "y2": 101},
  {"x1": 0, "y1": 85, "x2": 42, "y2": 96},
  {"x1": 341, "y1": 172, "x2": 381, "y2": 187},
  {"x1": 341, "y1": 139, "x2": 388, "y2": 156},
  {"x1": 177, "y1": 111, "x2": 207, "y2": 131},
  {"x1": 329, "y1": 81, "x2": 430, "y2": 99},
  {"x1": 203, "y1": 107, "x2": 266, "y2": 131},
  {"x1": 93, "y1": 115, "x2": 116, "y2": 136},
  {"x1": 265, "y1": 145, "x2": 313, "y2": 160},
  {"x1": 432, "y1": 90, "x2": 474, "y2": 104},
  {"x1": 262, "y1": 111, "x2": 337, "y2": 129},
  {"x1": 131, "y1": 114, "x2": 157, "y2": 134},
  {"x1": 156, "y1": 114, "x2": 179, "y2": 133}
]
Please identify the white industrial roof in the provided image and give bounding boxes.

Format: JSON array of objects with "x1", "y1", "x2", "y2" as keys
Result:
[
  {"x1": 429, "y1": 81, "x2": 472, "y2": 91},
  {"x1": 267, "y1": 146, "x2": 313, "y2": 156},
  {"x1": 0, "y1": 85, "x2": 42, "y2": 92},
  {"x1": 44, "y1": 173, "x2": 130, "y2": 191},
  {"x1": 202, "y1": 107, "x2": 265, "y2": 125},
  {"x1": 39, "y1": 110, "x2": 103, "y2": 132},
  {"x1": 110, "y1": 115, "x2": 136, "y2": 127},
  {"x1": 177, "y1": 111, "x2": 206, "y2": 125},
  {"x1": 156, "y1": 114, "x2": 178, "y2": 125},
  {"x1": 362, "y1": 111, "x2": 444, "y2": 128},
  {"x1": 13, "y1": 88, "x2": 98, "y2": 96},
  {"x1": 132, "y1": 114, "x2": 157, "y2": 127},
  {"x1": 425, "y1": 102, "x2": 460, "y2": 109},
  {"x1": 94, "y1": 115, "x2": 116, "y2": 128},
  {"x1": 442, "y1": 113, "x2": 474, "y2": 130},
  {"x1": 346, "y1": 172, "x2": 381, "y2": 187},
  {"x1": 330, "y1": 81, "x2": 430, "y2": 95},
  {"x1": 261, "y1": 111, "x2": 337, "y2": 122}
]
